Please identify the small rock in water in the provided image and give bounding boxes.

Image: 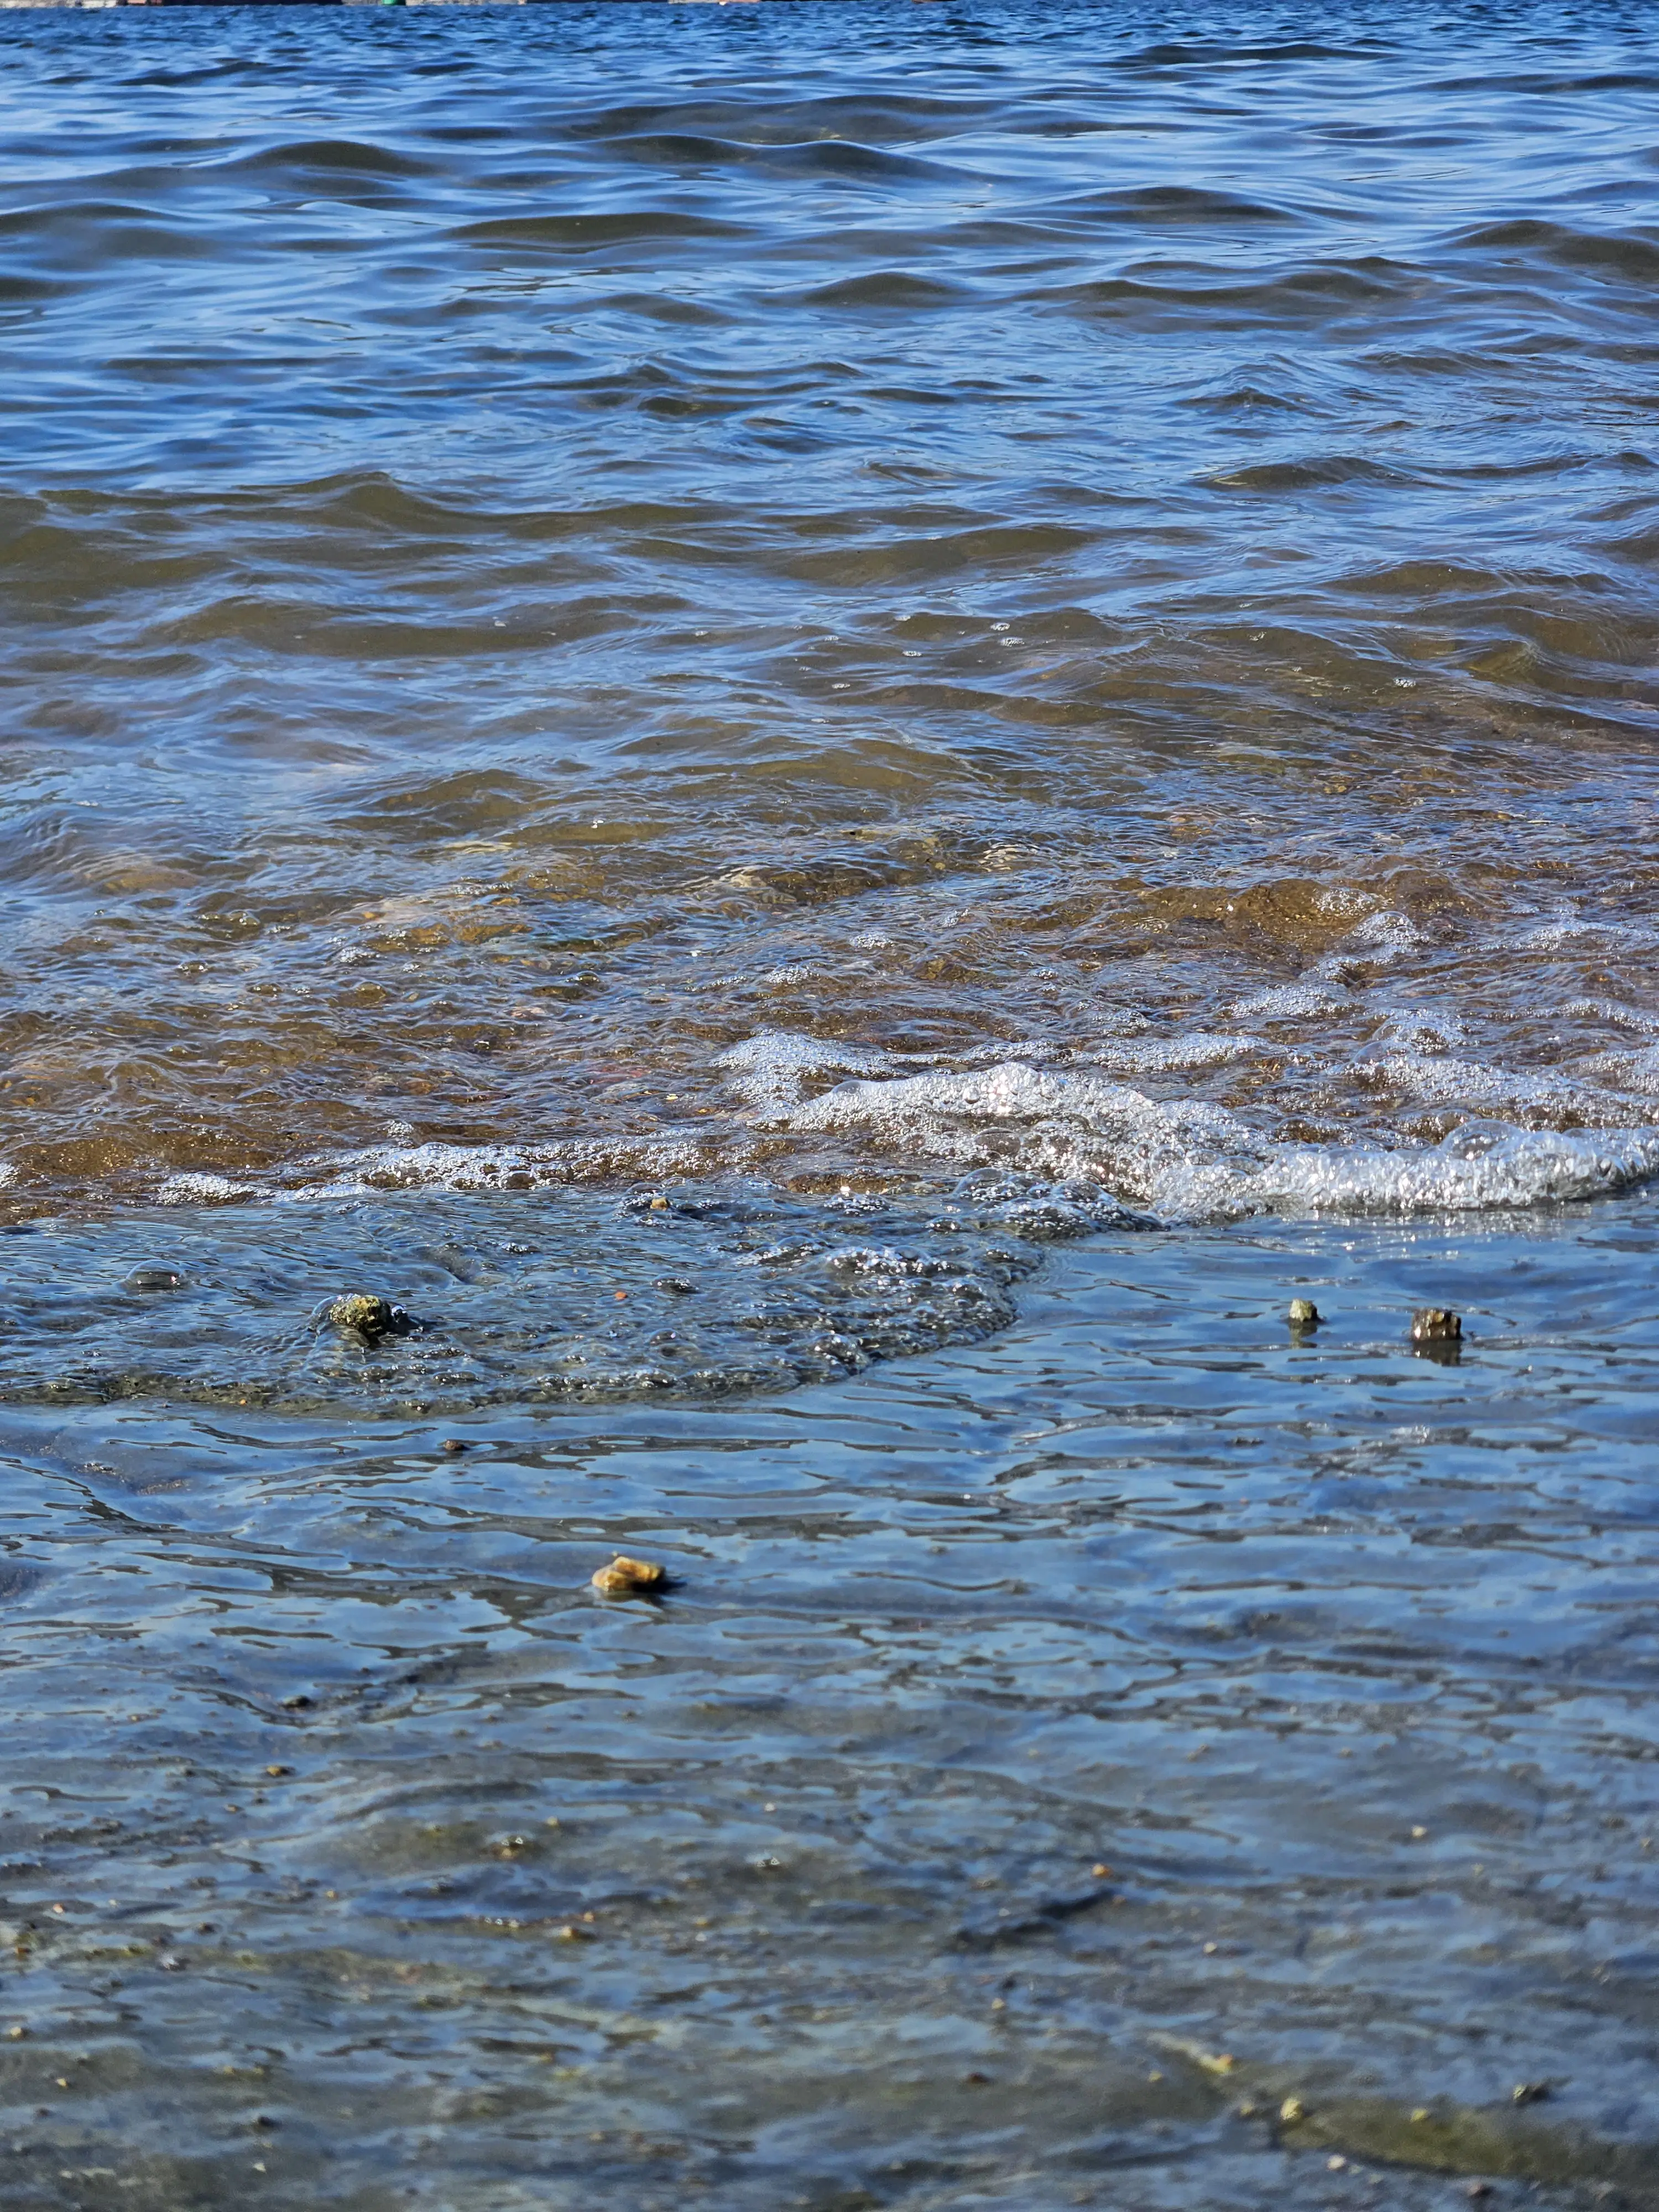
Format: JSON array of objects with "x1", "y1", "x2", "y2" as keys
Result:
[
  {"x1": 1288, "y1": 1297, "x2": 1320, "y2": 1329},
  {"x1": 325, "y1": 1293, "x2": 408, "y2": 1341},
  {"x1": 591, "y1": 1554, "x2": 668, "y2": 1597},
  {"x1": 125, "y1": 1265, "x2": 184, "y2": 1293},
  {"x1": 1411, "y1": 1307, "x2": 1462, "y2": 1342},
  {"x1": 1279, "y1": 2096, "x2": 1305, "y2": 2124},
  {"x1": 440, "y1": 1438, "x2": 467, "y2": 1454},
  {"x1": 1512, "y1": 2081, "x2": 1549, "y2": 2106}
]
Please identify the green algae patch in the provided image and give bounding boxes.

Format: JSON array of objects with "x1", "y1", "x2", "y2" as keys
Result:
[
  {"x1": 1284, "y1": 2095, "x2": 1659, "y2": 2203},
  {"x1": 1155, "y1": 2039, "x2": 1659, "y2": 2204}
]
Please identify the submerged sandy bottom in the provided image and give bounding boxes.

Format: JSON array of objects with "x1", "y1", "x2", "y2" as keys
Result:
[{"x1": 0, "y1": 1190, "x2": 1653, "y2": 2209}]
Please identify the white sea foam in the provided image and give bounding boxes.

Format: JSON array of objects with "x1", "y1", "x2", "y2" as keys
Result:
[
  {"x1": 1585, "y1": 1042, "x2": 1659, "y2": 1097},
  {"x1": 789, "y1": 1062, "x2": 1266, "y2": 1205},
  {"x1": 283, "y1": 1135, "x2": 709, "y2": 1200},
  {"x1": 1333, "y1": 909, "x2": 1422, "y2": 957},
  {"x1": 1227, "y1": 978, "x2": 1348, "y2": 1022},
  {"x1": 156, "y1": 1172, "x2": 265, "y2": 1206},
  {"x1": 784, "y1": 1057, "x2": 1659, "y2": 1220},
  {"x1": 1520, "y1": 915, "x2": 1656, "y2": 953},
  {"x1": 716, "y1": 1029, "x2": 899, "y2": 1113},
  {"x1": 1564, "y1": 999, "x2": 1659, "y2": 1035},
  {"x1": 1087, "y1": 1031, "x2": 1267, "y2": 1074},
  {"x1": 1374, "y1": 1008, "x2": 1468, "y2": 1052},
  {"x1": 1240, "y1": 1127, "x2": 1659, "y2": 1215}
]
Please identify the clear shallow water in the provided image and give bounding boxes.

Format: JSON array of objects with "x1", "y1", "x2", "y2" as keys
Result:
[{"x1": 1, "y1": 2, "x2": 1658, "y2": 2204}]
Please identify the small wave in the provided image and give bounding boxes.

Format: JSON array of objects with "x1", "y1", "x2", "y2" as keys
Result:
[
  {"x1": 284, "y1": 1136, "x2": 714, "y2": 1201},
  {"x1": 1451, "y1": 217, "x2": 1659, "y2": 286},
  {"x1": 784, "y1": 1059, "x2": 1659, "y2": 1220},
  {"x1": 1086, "y1": 1031, "x2": 1267, "y2": 1074},
  {"x1": 717, "y1": 1029, "x2": 899, "y2": 1113},
  {"x1": 794, "y1": 270, "x2": 976, "y2": 312},
  {"x1": 156, "y1": 1172, "x2": 267, "y2": 1206},
  {"x1": 1210, "y1": 455, "x2": 1424, "y2": 493},
  {"x1": 597, "y1": 133, "x2": 969, "y2": 186},
  {"x1": 1586, "y1": 1044, "x2": 1659, "y2": 1097},
  {"x1": 1059, "y1": 183, "x2": 1307, "y2": 228},
  {"x1": 1228, "y1": 978, "x2": 1349, "y2": 1022},
  {"x1": 221, "y1": 137, "x2": 441, "y2": 183},
  {"x1": 456, "y1": 210, "x2": 751, "y2": 252}
]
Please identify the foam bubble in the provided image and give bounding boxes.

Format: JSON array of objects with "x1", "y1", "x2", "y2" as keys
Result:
[
  {"x1": 1237, "y1": 1125, "x2": 1659, "y2": 1217},
  {"x1": 786, "y1": 1058, "x2": 1659, "y2": 1220},
  {"x1": 1087, "y1": 1031, "x2": 1266, "y2": 1074},
  {"x1": 716, "y1": 1029, "x2": 899, "y2": 1113},
  {"x1": 285, "y1": 1135, "x2": 709, "y2": 1200},
  {"x1": 1227, "y1": 978, "x2": 1348, "y2": 1022},
  {"x1": 790, "y1": 1062, "x2": 1264, "y2": 1199},
  {"x1": 1363, "y1": 1050, "x2": 1616, "y2": 1117},
  {"x1": 1587, "y1": 1043, "x2": 1659, "y2": 1097},
  {"x1": 1374, "y1": 1009, "x2": 1468, "y2": 1052},
  {"x1": 156, "y1": 1172, "x2": 265, "y2": 1206},
  {"x1": 1332, "y1": 909, "x2": 1422, "y2": 956}
]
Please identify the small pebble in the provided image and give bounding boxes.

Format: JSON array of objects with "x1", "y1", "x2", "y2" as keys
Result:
[
  {"x1": 1280, "y1": 2096, "x2": 1305, "y2": 2122},
  {"x1": 591, "y1": 1555, "x2": 668, "y2": 1597},
  {"x1": 440, "y1": 1439, "x2": 467, "y2": 1455},
  {"x1": 1288, "y1": 1297, "x2": 1321, "y2": 1328},
  {"x1": 1512, "y1": 2081, "x2": 1548, "y2": 2106},
  {"x1": 1327, "y1": 2155, "x2": 1347, "y2": 2171},
  {"x1": 1411, "y1": 1306, "x2": 1462, "y2": 1343},
  {"x1": 264, "y1": 1765, "x2": 291, "y2": 1778},
  {"x1": 1466, "y1": 2185, "x2": 1493, "y2": 2201}
]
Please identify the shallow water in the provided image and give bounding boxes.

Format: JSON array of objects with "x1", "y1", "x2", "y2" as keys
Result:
[{"x1": 1, "y1": 2, "x2": 1657, "y2": 2204}]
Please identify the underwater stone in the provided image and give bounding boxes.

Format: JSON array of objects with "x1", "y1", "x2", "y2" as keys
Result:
[
  {"x1": 591, "y1": 1554, "x2": 668, "y2": 1597},
  {"x1": 325, "y1": 1293, "x2": 408, "y2": 1340},
  {"x1": 1411, "y1": 1307, "x2": 1462, "y2": 1342},
  {"x1": 1288, "y1": 1297, "x2": 1321, "y2": 1328}
]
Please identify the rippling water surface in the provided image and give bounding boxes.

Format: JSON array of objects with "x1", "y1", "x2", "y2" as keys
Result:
[{"x1": 1, "y1": 3, "x2": 1657, "y2": 2204}]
